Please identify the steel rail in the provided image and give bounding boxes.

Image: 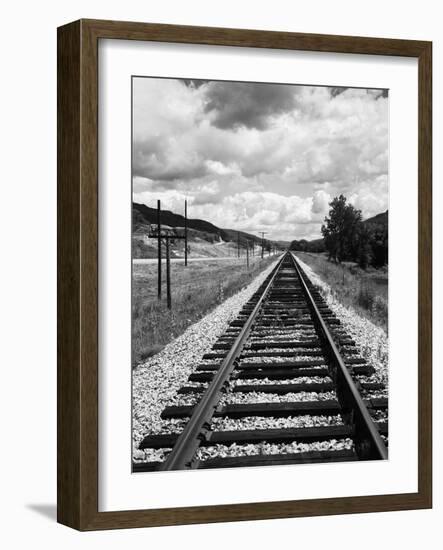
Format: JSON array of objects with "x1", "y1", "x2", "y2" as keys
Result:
[
  {"x1": 159, "y1": 254, "x2": 286, "y2": 471},
  {"x1": 290, "y1": 253, "x2": 388, "y2": 460}
]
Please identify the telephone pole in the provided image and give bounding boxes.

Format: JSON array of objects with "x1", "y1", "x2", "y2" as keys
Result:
[
  {"x1": 259, "y1": 232, "x2": 268, "y2": 259},
  {"x1": 157, "y1": 200, "x2": 161, "y2": 299},
  {"x1": 184, "y1": 199, "x2": 188, "y2": 267},
  {"x1": 165, "y1": 237, "x2": 171, "y2": 309},
  {"x1": 148, "y1": 200, "x2": 186, "y2": 310}
]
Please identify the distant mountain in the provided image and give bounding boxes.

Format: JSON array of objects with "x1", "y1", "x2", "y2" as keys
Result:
[
  {"x1": 133, "y1": 202, "x2": 289, "y2": 248},
  {"x1": 133, "y1": 202, "x2": 224, "y2": 238},
  {"x1": 221, "y1": 228, "x2": 274, "y2": 247},
  {"x1": 363, "y1": 210, "x2": 388, "y2": 229}
]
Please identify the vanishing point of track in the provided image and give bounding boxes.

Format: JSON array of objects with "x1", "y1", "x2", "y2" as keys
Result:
[{"x1": 135, "y1": 252, "x2": 388, "y2": 471}]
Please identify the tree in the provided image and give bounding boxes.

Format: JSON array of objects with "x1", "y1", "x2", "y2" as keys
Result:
[
  {"x1": 370, "y1": 224, "x2": 388, "y2": 267},
  {"x1": 356, "y1": 224, "x2": 373, "y2": 269},
  {"x1": 321, "y1": 195, "x2": 362, "y2": 263}
]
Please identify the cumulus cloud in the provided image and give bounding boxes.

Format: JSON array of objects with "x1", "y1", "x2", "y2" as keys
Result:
[
  {"x1": 132, "y1": 77, "x2": 388, "y2": 241},
  {"x1": 204, "y1": 81, "x2": 298, "y2": 130},
  {"x1": 205, "y1": 160, "x2": 240, "y2": 176},
  {"x1": 348, "y1": 175, "x2": 389, "y2": 218},
  {"x1": 312, "y1": 190, "x2": 331, "y2": 215}
]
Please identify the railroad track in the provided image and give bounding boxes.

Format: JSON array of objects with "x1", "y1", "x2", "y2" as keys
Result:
[{"x1": 134, "y1": 252, "x2": 388, "y2": 472}]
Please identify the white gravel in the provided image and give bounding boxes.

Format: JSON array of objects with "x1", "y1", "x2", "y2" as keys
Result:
[
  {"x1": 148, "y1": 418, "x2": 189, "y2": 435},
  {"x1": 250, "y1": 330, "x2": 316, "y2": 340},
  {"x1": 196, "y1": 439, "x2": 354, "y2": 461},
  {"x1": 220, "y1": 391, "x2": 337, "y2": 405},
  {"x1": 210, "y1": 415, "x2": 344, "y2": 431},
  {"x1": 135, "y1": 448, "x2": 172, "y2": 462},
  {"x1": 169, "y1": 394, "x2": 200, "y2": 407},
  {"x1": 362, "y1": 390, "x2": 389, "y2": 399},
  {"x1": 243, "y1": 350, "x2": 324, "y2": 358},
  {"x1": 234, "y1": 376, "x2": 333, "y2": 386},
  {"x1": 183, "y1": 381, "x2": 209, "y2": 389},
  {"x1": 370, "y1": 410, "x2": 388, "y2": 422},
  {"x1": 133, "y1": 258, "x2": 280, "y2": 461},
  {"x1": 294, "y1": 255, "x2": 388, "y2": 387},
  {"x1": 239, "y1": 356, "x2": 327, "y2": 365},
  {"x1": 199, "y1": 358, "x2": 222, "y2": 366}
]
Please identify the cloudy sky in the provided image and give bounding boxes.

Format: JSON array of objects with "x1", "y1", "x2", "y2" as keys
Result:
[{"x1": 133, "y1": 77, "x2": 388, "y2": 241}]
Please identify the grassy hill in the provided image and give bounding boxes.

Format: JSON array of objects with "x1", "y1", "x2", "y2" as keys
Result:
[
  {"x1": 133, "y1": 202, "x2": 224, "y2": 238},
  {"x1": 363, "y1": 210, "x2": 388, "y2": 229},
  {"x1": 221, "y1": 228, "x2": 270, "y2": 248},
  {"x1": 132, "y1": 202, "x2": 289, "y2": 258}
]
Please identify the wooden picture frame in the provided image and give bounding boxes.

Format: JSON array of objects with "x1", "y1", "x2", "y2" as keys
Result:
[{"x1": 57, "y1": 18, "x2": 432, "y2": 530}]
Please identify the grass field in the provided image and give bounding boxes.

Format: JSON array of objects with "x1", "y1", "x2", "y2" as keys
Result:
[
  {"x1": 132, "y1": 256, "x2": 276, "y2": 366},
  {"x1": 294, "y1": 252, "x2": 388, "y2": 332}
]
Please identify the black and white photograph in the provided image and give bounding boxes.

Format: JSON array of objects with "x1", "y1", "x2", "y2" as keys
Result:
[
  {"x1": 3, "y1": 0, "x2": 435, "y2": 540},
  {"x1": 0, "y1": 0, "x2": 437, "y2": 539},
  {"x1": 131, "y1": 76, "x2": 389, "y2": 472}
]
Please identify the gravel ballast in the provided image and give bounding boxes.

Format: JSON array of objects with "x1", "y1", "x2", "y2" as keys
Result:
[
  {"x1": 133, "y1": 258, "x2": 279, "y2": 461},
  {"x1": 233, "y1": 376, "x2": 333, "y2": 386},
  {"x1": 210, "y1": 414, "x2": 344, "y2": 431},
  {"x1": 239, "y1": 357, "x2": 327, "y2": 365},
  {"x1": 220, "y1": 391, "x2": 337, "y2": 405},
  {"x1": 195, "y1": 439, "x2": 354, "y2": 461},
  {"x1": 133, "y1": 255, "x2": 388, "y2": 466},
  {"x1": 295, "y1": 255, "x2": 388, "y2": 387}
]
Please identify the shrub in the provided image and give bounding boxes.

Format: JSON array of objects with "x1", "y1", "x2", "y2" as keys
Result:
[
  {"x1": 356, "y1": 283, "x2": 375, "y2": 311},
  {"x1": 372, "y1": 295, "x2": 388, "y2": 325}
]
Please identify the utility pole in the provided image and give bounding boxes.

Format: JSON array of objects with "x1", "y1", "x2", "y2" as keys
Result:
[
  {"x1": 165, "y1": 238, "x2": 171, "y2": 309},
  {"x1": 148, "y1": 200, "x2": 186, "y2": 310},
  {"x1": 184, "y1": 199, "x2": 188, "y2": 267},
  {"x1": 246, "y1": 240, "x2": 249, "y2": 269},
  {"x1": 259, "y1": 232, "x2": 268, "y2": 259},
  {"x1": 157, "y1": 200, "x2": 161, "y2": 299},
  {"x1": 237, "y1": 232, "x2": 240, "y2": 258}
]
